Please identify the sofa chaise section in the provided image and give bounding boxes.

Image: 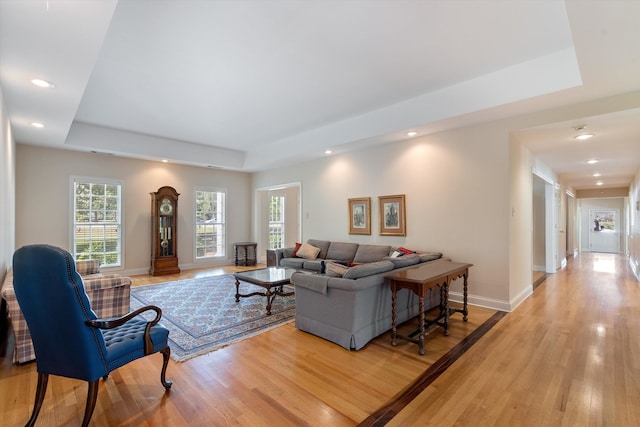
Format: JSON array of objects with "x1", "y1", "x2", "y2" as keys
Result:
[
  {"x1": 275, "y1": 239, "x2": 444, "y2": 350},
  {"x1": 293, "y1": 265, "x2": 441, "y2": 350}
]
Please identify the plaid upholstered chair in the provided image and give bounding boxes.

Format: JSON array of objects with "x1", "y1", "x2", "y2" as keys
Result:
[
  {"x1": 12, "y1": 244, "x2": 172, "y2": 427},
  {"x1": 1, "y1": 257, "x2": 132, "y2": 364}
]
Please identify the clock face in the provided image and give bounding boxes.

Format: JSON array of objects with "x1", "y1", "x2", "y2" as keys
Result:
[{"x1": 159, "y1": 198, "x2": 173, "y2": 215}]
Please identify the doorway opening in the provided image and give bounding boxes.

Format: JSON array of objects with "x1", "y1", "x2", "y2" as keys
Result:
[{"x1": 255, "y1": 183, "x2": 302, "y2": 263}]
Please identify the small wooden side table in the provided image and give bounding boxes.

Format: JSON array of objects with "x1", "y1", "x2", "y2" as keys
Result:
[
  {"x1": 384, "y1": 260, "x2": 472, "y2": 355},
  {"x1": 234, "y1": 242, "x2": 257, "y2": 266},
  {"x1": 266, "y1": 249, "x2": 278, "y2": 267}
]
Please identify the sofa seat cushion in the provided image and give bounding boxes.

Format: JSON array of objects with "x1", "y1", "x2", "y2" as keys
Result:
[
  {"x1": 302, "y1": 259, "x2": 324, "y2": 272},
  {"x1": 353, "y1": 244, "x2": 391, "y2": 263},
  {"x1": 280, "y1": 257, "x2": 306, "y2": 269},
  {"x1": 342, "y1": 260, "x2": 394, "y2": 279},
  {"x1": 326, "y1": 242, "x2": 359, "y2": 263}
]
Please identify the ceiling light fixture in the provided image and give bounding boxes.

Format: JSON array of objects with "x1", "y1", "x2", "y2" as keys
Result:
[
  {"x1": 407, "y1": 131, "x2": 417, "y2": 137},
  {"x1": 324, "y1": 150, "x2": 332, "y2": 155},
  {"x1": 596, "y1": 181, "x2": 603, "y2": 186},
  {"x1": 573, "y1": 124, "x2": 594, "y2": 140},
  {"x1": 593, "y1": 173, "x2": 602, "y2": 177},
  {"x1": 31, "y1": 78, "x2": 55, "y2": 88},
  {"x1": 586, "y1": 159, "x2": 599, "y2": 164},
  {"x1": 161, "y1": 159, "x2": 168, "y2": 163},
  {"x1": 31, "y1": 122, "x2": 44, "y2": 128}
]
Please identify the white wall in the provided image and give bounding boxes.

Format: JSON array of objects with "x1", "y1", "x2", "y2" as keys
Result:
[
  {"x1": 532, "y1": 176, "x2": 546, "y2": 270},
  {"x1": 630, "y1": 171, "x2": 640, "y2": 279},
  {"x1": 0, "y1": 85, "x2": 16, "y2": 282},
  {"x1": 254, "y1": 121, "x2": 513, "y2": 310},
  {"x1": 16, "y1": 145, "x2": 252, "y2": 275},
  {"x1": 508, "y1": 137, "x2": 534, "y2": 310}
]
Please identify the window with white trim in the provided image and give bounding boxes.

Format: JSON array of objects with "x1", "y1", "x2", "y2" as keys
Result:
[
  {"x1": 195, "y1": 189, "x2": 226, "y2": 258},
  {"x1": 72, "y1": 178, "x2": 122, "y2": 267},
  {"x1": 269, "y1": 195, "x2": 285, "y2": 249}
]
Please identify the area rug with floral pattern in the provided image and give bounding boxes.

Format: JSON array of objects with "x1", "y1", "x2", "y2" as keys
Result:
[{"x1": 130, "y1": 274, "x2": 295, "y2": 362}]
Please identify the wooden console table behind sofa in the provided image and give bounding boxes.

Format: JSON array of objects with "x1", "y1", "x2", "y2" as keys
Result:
[{"x1": 385, "y1": 260, "x2": 472, "y2": 355}]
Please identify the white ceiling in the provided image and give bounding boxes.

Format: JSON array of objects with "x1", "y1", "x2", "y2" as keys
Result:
[{"x1": 1, "y1": 0, "x2": 640, "y2": 189}]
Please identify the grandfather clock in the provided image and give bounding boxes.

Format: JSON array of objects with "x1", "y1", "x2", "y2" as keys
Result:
[{"x1": 150, "y1": 186, "x2": 180, "y2": 275}]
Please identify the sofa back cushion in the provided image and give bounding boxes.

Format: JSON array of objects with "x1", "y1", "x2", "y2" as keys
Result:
[
  {"x1": 326, "y1": 242, "x2": 359, "y2": 262},
  {"x1": 307, "y1": 239, "x2": 331, "y2": 259},
  {"x1": 418, "y1": 252, "x2": 443, "y2": 262},
  {"x1": 384, "y1": 253, "x2": 420, "y2": 268},
  {"x1": 353, "y1": 245, "x2": 391, "y2": 263},
  {"x1": 342, "y1": 260, "x2": 395, "y2": 279}
]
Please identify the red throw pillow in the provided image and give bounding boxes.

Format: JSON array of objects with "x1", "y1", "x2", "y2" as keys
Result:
[
  {"x1": 292, "y1": 242, "x2": 302, "y2": 257},
  {"x1": 398, "y1": 247, "x2": 414, "y2": 254}
]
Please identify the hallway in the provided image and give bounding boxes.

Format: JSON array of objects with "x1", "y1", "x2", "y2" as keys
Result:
[{"x1": 386, "y1": 252, "x2": 640, "y2": 425}]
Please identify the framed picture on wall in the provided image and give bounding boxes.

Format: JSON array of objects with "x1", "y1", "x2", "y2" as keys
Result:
[
  {"x1": 379, "y1": 194, "x2": 406, "y2": 236},
  {"x1": 348, "y1": 197, "x2": 371, "y2": 235}
]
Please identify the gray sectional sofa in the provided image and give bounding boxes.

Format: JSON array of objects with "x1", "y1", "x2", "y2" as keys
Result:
[{"x1": 271, "y1": 239, "x2": 446, "y2": 350}]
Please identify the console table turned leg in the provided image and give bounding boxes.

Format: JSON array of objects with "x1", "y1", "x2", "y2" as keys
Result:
[
  {"x1": 462, "y1": 272, "x2": 469, "y2": 321},
  {"x1": 391, "y1": 282, "x2": 398, "y2": 346},
  {"x1": 418, "y1": 295, "x2": 426, "y2": 355}
]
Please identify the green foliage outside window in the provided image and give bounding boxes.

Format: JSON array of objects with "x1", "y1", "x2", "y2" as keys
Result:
[
  {"x1": 195, "y1": 190, "x2": 225, "y2": 258},
  {"x1": 73, "y1": 180, "x2": 122, "y2": 267}
]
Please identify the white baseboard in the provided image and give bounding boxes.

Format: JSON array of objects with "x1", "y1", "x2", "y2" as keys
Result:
[
  {"x1": 449, "y1": 282, "x2": 533, "y2": 313},
  {"x1": 120, "y1": 258, "x2": 234, "y2": 277}
]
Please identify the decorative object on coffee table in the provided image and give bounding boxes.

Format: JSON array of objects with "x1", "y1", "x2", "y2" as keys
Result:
[
  {"x1": 234, "y1": 267, "x2": 295, "y2": 315},
  {"x1": 379, "y1": 194, "x2": 406, "y2": 236},
  {"x1": 150, "y1": 186, "x2": 180, "y2": 275},
  {"x1": 348, "y1": 197, "x2": 371, "y2": 235}
]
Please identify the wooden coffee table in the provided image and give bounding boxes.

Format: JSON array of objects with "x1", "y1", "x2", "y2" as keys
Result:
[{"x1": 233, "y1": 267, "x2": 295, "y2": 315}]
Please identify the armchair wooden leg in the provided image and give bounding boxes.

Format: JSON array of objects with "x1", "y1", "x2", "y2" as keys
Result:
[
  {"x1": 25, "y1": 372, "x2": 49, "y2": 427},
  {"x1": 160, "y1": 346, "x2": 172, "y2": 390},
  {"x1": 81, "y1": 380, "x2": 99, "y2": 427}
]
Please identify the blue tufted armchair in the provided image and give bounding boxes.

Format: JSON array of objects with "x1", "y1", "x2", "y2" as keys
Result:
[{"x1": 12, "y1": 245, "x2": 172, "y2": 426}]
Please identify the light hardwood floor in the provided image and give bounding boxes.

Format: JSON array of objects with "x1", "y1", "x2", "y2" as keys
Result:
[{"x1": 1, "y1": 253, "x2": 638, "y2": 426}]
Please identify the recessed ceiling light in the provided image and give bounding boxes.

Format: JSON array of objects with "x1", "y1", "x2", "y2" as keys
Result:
[
  {"x1": 586, "y1": 159, "x2": 599, "y2": 164},
  {"x1": 161, "y1": 159, "x2": 168, "y2": 163},
  {"x1": 407, "y1": 131, "x2": 417, "y2": 137},
  {"x1": 596, "y1": 181, "x2": 603, "y2": 186},
  {"x1": 573, "y1": 125, "x2": 594, "y2": 140},
  {"x1": 324, "y1": 150, "x2": 332, "y2": 155},
  {"x1": 31, "y1": 78, "x2": 55, "y2": 88},
  {"x1": 593, "y1": 173, "x2": 602, "y2": 177},
  {"x1": 31, "y1": 122, "x2": 44, "y2": 128}
]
